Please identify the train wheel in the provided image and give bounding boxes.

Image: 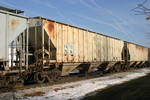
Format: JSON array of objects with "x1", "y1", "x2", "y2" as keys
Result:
[
  {"x1": 46, "y1": 70, "x2": 61, "y2": 82},
  {"x1": 52, "y1": 71, "x2": 60, "y2": 81},
  {"x1": 0, "y1": 76, "x2": 7, "y2": 88},
  {"x1": 6, "y1": 77, "x2": 16, "y2": 88},
  {"x1": 115, "y1": 65, "x2": 121, "y2": 72},
  {"x1": 34, "y1": 72, "x2": 46, "y2": 84},
  {"x1": 46, "y1": 71, "x2": 53, "y2": 82}
]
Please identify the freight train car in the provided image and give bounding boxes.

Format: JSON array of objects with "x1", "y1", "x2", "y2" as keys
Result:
[
  {"x1": 126, "y1": 42, "x2": 148, "y2": 68},
  {"x1": 0, "y1": 6, "x2": 149, "y2": 87},
  {"x1": 0, "y1": 6, "x2": 29, "y2": 87},
  {"x1": 26, "y1": 17, "x2": 148, "y2": 84},
  {"x1": 28, "y1": 17, "x2": 124, "y2": 76}
]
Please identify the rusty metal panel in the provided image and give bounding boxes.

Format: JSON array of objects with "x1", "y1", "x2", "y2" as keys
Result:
[
  {"x1": 115, "y1": 39, "x2": 117, "y2": 61},
  {"x1": 88, "y1": 32, "x2": 93, "y2": 62},
  {"x1": 105, "y1": 36, "x2": 108, "y2": 61},
  {"x1": 146, "y1": 48, "x2": 148, "y2": 60},
  {"x1": 79, "y1": 29, "x2": 84, "y2": 62},
  {"x1": 119, "y1": 40, "x2": 124, "y2": 60},
  {"x1": 93, "y1": 33, "x2": 97, "y2": 62},
  {"x1": 116, "y1": 40, "x2": 118, "y2": 61},
  {"x1": 41, "y1": 18, "x2": 148, "y2": 63},
  {"x1": 101, "y1": 35, "x2": 104, "y2": 61},
  {"x1": 118, "y1": 41, "x2": 121, "y2": 60},
  {"x1": 103, "y1": 35, "x2": 105, "y2": 61},
  {"x1": 128, "y1": 43, "x2": 135, "y2": 61},
  {"x1": 103, "y1": 35, "x2": 106, "y2": 61},
  {"x1": 112, "y1": 38, "x2": 115, "y2": 61},
  {"x1": 57, "y1": 23, "x2": 63, "y2": 62},
  {"x1": 96, "y1": 34, "x2": 100, "y2": 62},
  {"x1": 98, "y1": 34, "x2": 102, "y2": 62},
  {"x1": 110, "y1": 38, "x2": 113, "y2": 61},
  {"x1": 63, "y1": 25, "x2": 68, "y2": 62},
  {"x1": 108, "y1": 37, "x2": 110, "y2": 61},
  {"x1": 101, "y1": 36, "x2": 104, "y2": 61},
  {"x1": 103, "y1": 36, "x2": 106, "y2": 61},
  {"x1": 83, "y1": 31, "x2": 88, "y2": 62},
  {"x1": 111, "y1": 38, "x2": 114, "y2": 61},
  {"x1": 106, "y1": 37, "x2": 108, "y2": 61},
  {"x1": 8, "y1": 15, "x2": 27, "y2": 43},
  {"x1": 87, "y1": 31, "x2": 90, "y2": 62},
  {"x1": 127, "y1": 43, "x2": 148, "y2": 61},
  {"x1": 95, "y1": 35, "x2": 124, "y2": 62},
  {"x1": 67, "y1": 26, "x2": 74, "y2": 62},
  {"x1": 106, "y1": 37, "x2": 109, "y2": 61},
  {"x1": 98, "y1": 35, "x2": 101, "y2": 61},
  {"x1": 115, "y1": 39, "x2": 118, "y2": 61},
  {"x1": 108, "y1": 37, "x2": 111, "y2": 61},
  {"x1": 73, "y1": 28, "x2": 79, "y2": 62},
  {"x1": 99, "y1": 35, "x2": 102, "y2": 61},
  {"x1": 117, "y1": 40, "x2": 122, "y2": 61},
  {"x1": 43, "y1": 20, "x2": 57, "y2": 61},
  {"x1": 116, "y1": 39, "x2": 121, "y2": 61},
  {"x1": 43, "y1": 20, "x2": 56, "y2": 47}
]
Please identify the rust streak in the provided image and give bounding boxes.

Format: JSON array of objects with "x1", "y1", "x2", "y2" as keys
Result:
[
  {"x1": 43, "y1": 20, "x2": 56, "y2": 46},
  {"x1": 136, "y1": 45, "x2": 144, "y2": 51},
  {"x1": 11, "y1": 19, "x2": 20, "y2": 32}
]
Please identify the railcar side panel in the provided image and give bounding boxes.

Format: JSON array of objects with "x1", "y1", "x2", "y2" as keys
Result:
[
  {"x1": 83, "y1": 31, "x2": 88, "y2": 62},
  {"x1": 96, "y1": 34, "x2": 100, "y2": 62},
  {"x1": 93, "y1": 33, "x2": 97, "y2": 62},
  {"x1": 42, "y1": 19, "x2": 147, "y2": 64},
  {"x1": 107, "y1": 37, "x2": 110, "y2": 61},
  {"x1": 78, "y1": 29, "x2": 84, "y2": 62},
  {"x1": 0, "y1": 13, "x2": 27, "y2": 61},
  {"x1": 63, "y1": 25, "x2": 68, "y2": 62},
  {"x1": 100, "y1": 35, "x2": 103, "y2": 61},
  {"x1": 88, "y1": 32, "x2": 93, "y2": 62},
  {"x1": 127, "y1": 43, "x2": 148, "y2": 61},
  {"x1": 73, "y1": 28, "x2": 79, "y2": 62},
  {"x1": 57, "y1": 23, "x2": 63, "y2": 62}
]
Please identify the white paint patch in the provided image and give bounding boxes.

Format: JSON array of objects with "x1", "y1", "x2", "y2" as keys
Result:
[{"x1": 1, "y1": 68, "x2": 150, "y2": 100}]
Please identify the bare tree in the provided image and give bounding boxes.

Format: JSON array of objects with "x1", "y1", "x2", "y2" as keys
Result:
[{"x1": 132, "y1": 0, "x2": 150, "y2": 20}]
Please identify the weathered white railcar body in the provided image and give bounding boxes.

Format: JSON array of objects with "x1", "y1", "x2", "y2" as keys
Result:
[
  {"x1": 29, "y1": 17, "x2": 125, "y2": 76},
  {"x1": 0, "y1": 9, "x2": 28, "y2": 71},
  {"x1": 127, "y1": 42, "x2": 149, "y2": 67}
]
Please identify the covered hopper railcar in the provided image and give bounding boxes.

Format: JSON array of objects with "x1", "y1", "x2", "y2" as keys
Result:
[
  {"x1": 0, "y1": 6, "x2": 29, "y2": 88},
  {"x1": 126, "y1": 42, "x2": 148, "y2": 68},
  {"x1": 0, "y1": 7, "x2": 149, "y2": 87},
  {"x1": 28, "y1": 17, "x2": 125, "y2": 76},
  {"x1": 26, "y1": 17, "x2": 149, "y2": 84}
]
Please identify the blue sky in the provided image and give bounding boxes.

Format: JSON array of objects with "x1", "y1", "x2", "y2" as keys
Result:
[{"x1": 0, "y1": 0, "x2": 150, "y2": 47}]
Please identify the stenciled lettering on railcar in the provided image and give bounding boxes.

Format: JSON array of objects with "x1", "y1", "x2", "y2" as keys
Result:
[
  {"x1": 69, "y1": 44, "x2": 74, "y2": 56},
  {"x1": 64, "y1": 44, "x2": 68, "y2": 56}
]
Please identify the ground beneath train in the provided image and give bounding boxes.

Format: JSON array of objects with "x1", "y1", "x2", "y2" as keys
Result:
[{"x1": 0, "y1": 68, "x2": 150, "y2": 100}]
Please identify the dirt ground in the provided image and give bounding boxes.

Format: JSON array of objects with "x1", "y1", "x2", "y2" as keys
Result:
[{"x1": 82, "y1": 73, "x2": 150, "y2": 100}]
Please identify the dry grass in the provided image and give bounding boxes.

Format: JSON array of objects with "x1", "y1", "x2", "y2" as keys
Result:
[
  {"x1": 54, "y1": 84, "x2": 80, "y2": 92},
  {"x1": 25, "y1": 91, "x2": 45, "y2": 97}
]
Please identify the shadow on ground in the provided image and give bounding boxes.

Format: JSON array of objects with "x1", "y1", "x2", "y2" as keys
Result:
[{"x1": 82, "y1": 73, "x2": 150, "y2": 100}]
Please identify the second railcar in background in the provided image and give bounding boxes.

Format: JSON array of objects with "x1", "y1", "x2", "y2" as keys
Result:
[{"x1": 126, "y1": 42, "x2": 148, "y2": 68}]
